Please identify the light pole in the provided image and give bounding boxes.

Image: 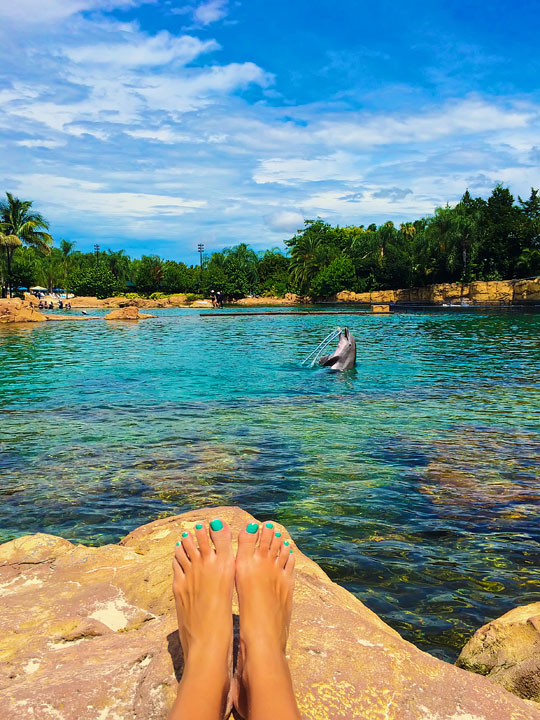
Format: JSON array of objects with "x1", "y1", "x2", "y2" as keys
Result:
[{"x1": 197, "y1": 243, "x2": 204, "y2": 271}]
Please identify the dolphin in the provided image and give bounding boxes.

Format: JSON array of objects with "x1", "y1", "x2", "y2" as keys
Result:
[{"x1": 318, "y1": 327, "x2": 356, "y2": 371}]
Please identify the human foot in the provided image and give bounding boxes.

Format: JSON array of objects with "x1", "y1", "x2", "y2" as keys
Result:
[
  {"x1": 232, "y1": 521, "x2": 299, "y2": 720},
  {"x1": 171, "y1": 519, "x2": 235, "y2": 719}
]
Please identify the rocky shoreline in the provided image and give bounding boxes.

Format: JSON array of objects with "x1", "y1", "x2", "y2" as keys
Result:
[{"x1": 1, "y1": 507, "x2": 538, "y2": 720}]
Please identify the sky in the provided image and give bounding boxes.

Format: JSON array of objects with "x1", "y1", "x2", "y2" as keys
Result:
[{"x1": 1, "y1": 0, "x2": 539, "y2": 263}]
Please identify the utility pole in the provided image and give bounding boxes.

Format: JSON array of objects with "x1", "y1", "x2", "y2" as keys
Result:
[
  {"x1": 197, "y1": 243, "x2": 204, "y2": 290},
  {"x1": 94, "y1": 244, "x2": 100, "y2": 262}
]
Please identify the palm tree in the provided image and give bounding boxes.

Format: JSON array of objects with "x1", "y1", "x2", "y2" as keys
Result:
[
  {"x1": 0, "y1": 234, "x2": 22, "y2": 296},
  {"x1": 288, "y1": 233, "x2": 323, "y2": 293},
  {"x1": 0, "y1": 192, "x2": 53, "y2": 296}
]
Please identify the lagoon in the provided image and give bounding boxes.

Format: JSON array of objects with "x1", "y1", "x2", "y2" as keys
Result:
[{"x1": 1, "y1": 307, "x2": 539, "y2": 661}]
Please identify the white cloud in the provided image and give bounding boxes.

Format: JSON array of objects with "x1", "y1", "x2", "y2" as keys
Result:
[
  {"x1": 266, "y1": 210, "x2": 305, "y2": 232},
  {"x1": 315, "y1": 99, "x2": 535, "y2": 150},
  {"x1": 193, "y1": 0, "x2": 228, "y2": 25},
  {"x1": 63, "y1": 32, "x2": 218, "y2": 67},
  {"x1": 0, "y1": 0, "x2": 140, "y2": 24},
  {"x1": 15, "y1": 139, "x2": 65, "y2": 149}
]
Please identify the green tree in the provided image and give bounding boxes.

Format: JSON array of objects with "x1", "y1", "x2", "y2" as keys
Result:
[
  {"x1": 135, "y1": 255, "x2": 164, "y2": 295},
  {"x1": 162, "y1": 260, "x2": 196, "y2": 294},
  {"x1": 310, "y1": 255, "x2": 356, "y2": 297},
  {"x1": 70, "y1": 264, "x2": 119, "y2": 299},
  {"x1": 0, "y1": 192, "x2": 53, "y2": 296},
  {"x1": 286, "y1": 220, "x2": 333, "y2": 293},
  {"x1": 257, "y1": 249, "x2": 290, "y2": 296}
]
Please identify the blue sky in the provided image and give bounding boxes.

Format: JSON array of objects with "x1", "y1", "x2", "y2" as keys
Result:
[{"x1": 1, "y1": 0, "x2": 539, "y2": 263}]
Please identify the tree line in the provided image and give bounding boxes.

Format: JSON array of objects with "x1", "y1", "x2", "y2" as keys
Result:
[{"x1": 1, "y1": 185, "x2": 539, "y2": 300}]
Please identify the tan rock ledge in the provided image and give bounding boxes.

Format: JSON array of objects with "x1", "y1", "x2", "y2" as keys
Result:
[
  {"x1": 457, "y1": 601, "x2": 540, "y2": 703},
  {"x1": 0, "y1": 507, "x2": 538, "y2": 719}
]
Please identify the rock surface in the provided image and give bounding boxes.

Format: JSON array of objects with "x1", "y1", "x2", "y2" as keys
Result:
[
  {"x1": 457, "y1": 602, "x2": 540, "y2": 702},
  {"x1": 0, "y1": 298, "x2": 47, "y2": 323},
  {"x1": 336, "y1": 276, "x2": 540, "y2": 305},
  {"x1": 1, "y1": 507, "x2": 538, "y2": 720},
  {"x1": 105, "y1": 306, "x2": 155, "y2": 320},
  {"x1": 70, "y1": 295, "x2": 190, "y2": 309}
]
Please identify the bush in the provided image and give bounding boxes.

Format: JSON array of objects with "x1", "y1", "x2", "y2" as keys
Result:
[{"x1": 185, "y1": 293, "x2": 204, "y2": 302}]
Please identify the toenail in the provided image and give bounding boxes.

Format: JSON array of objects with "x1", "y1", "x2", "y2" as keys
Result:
[
  {"x1": 265, "y1": 522, "x2": 273, "y2": 529},
  {"x1": 246, "y1": 522, "x2": 258, "y2": 534},
  {"x1": 195, "y1": 523, "x2": 203, "y2": 530},
  {"x1": 290, "y1": 549, "x2": 293, "y2": 553},
  {"x1": 182, "y1": 532, "x2": 189, "y2": 538},
  {"x1": 284, "y1": 541, "x2": 289, "y2": 546},
  {"x1": 210, "y1": 519, "x2": 223, "y2": 531},
  {"x1": 275, "y1": 532, "x2": 282, "y2": 537},
  {"x1": 176, "y1": 542, "x2": 180, "y2": 546}
]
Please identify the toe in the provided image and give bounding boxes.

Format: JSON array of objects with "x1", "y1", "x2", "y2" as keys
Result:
[
  {"x1": 257, "y1": 521, "x2": 275, "y2": 556},
  {"x1": 236, "y1": 521, "x2": 260, "y2": 561},
  {"x1": 209, "y1": 518, "x2": 232, "y2": 555},
  {"x1": 172, "y1": 557, "x2": 185, "y2": 595},
  {"x1": 194, "y1": 522, "x2": 211, "y2": 557},
  {"x1": 269, "y1": 529, "x2": 283, "y2": 558},
  {"x1": 285, "y1": 548, "x2": 296, "y2": 578},
  {"x1": 174, "y1": 542, "x2": 191, "y2": 573},
  {"x1": 277, "y1": 539, "x2": 291, "y2": 569},
  {"x1": 181, "y1": 531, "x2": 200, "y2": 562}
]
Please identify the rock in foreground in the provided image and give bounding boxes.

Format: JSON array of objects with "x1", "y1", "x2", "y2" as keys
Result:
[
  {"x1": 457, "y1": 602, "x2": 540, "y2": 702},
  {"x1": 1, "y1": 507, "x2": 538, "y2": 720}
]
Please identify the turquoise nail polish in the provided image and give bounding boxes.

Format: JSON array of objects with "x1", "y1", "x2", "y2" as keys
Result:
[
  {"x1": 210, "y1": 519, "x2": 223, "y2": 531},
  {"x1": 246, "y1": 522, "x2": 258, "y2": 534},
  {"x1": 176, "y1": 542, "x2": 180, "y2": 546},
  {"x1": 290, "y1": 549, "x2": 293, "y2": 553},
  {"x1": 284, "y1": 540, "x2": 289, "y2": 546},
  {"x1": 275, "y1": 532, "x2": 282, "y2": 537},
  {"x1": 195, "y1": 523, "x2": 203, "y2": 530},
  {"x1": 182, "y1": 532, "x2": 189, "y2": 538},
  {"x1": 265, "y1": 522, "x2": 273, "y2": 529}
]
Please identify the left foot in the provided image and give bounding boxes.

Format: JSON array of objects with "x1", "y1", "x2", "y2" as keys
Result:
[{"x1": 172, "y1": 519, "x2": 235, "y2": 715}]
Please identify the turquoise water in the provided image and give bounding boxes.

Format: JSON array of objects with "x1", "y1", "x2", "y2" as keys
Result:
[{"x1": 1, "y1": 307, "x2": 539, "y2": 661}]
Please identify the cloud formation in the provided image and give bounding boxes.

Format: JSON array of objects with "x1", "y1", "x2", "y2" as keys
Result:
[
  {"x1": 193, "y1": 0, "x2": 228, "y2": 25},
  {"x1": 0, "y1": 2, "x2": 539, "y2": 260}
]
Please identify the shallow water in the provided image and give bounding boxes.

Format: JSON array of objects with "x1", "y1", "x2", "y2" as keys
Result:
[{"x1": 1, "y1": 306, "x2": 539, "y2": 661}]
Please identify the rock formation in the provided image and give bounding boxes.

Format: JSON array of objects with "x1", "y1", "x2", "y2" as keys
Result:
[
  {"x1": 1, "y1": 507, "x2": 538, "y2": 720},
  {"x1": 0, "y1": 298, "x2": 47, "y2": 323},
  {"x1": 457, "y1": 602, "x2": 540, "y2": 702},
  {"x1": 105, "y1": 306, "x2": 155, "y2": 320},
  {"x1": 336, "y1": 275, "x2": 540, "y2": 305}
]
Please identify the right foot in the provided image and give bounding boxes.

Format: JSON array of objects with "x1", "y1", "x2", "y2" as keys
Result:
[
  {"x1": 172, "y1": 519, "x2": 235, "y2": 716},
  {"x1": 232, "y1": 521, "x2": 296, "y2": 718}
]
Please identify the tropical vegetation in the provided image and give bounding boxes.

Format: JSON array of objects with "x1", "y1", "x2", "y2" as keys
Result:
[{"x1": 1, "y1": 185, "x2": 539, "y2": 300}]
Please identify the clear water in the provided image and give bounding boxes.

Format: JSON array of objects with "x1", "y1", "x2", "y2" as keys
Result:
[{"x1": 1, "y1": 307, "x2": 539, "y2": 661}]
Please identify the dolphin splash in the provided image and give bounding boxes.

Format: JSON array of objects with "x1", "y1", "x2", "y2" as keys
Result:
[{"x1": 318, "y1": 327, "x2": 356, "y2": 371}]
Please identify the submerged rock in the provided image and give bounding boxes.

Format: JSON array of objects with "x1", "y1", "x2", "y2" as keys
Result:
[
  {"x1": 0, "y1": 507, "x2": 538, "y2": 720},
  {"x1": 457, "y1": 602, "x2": 540, "y2": 702}
]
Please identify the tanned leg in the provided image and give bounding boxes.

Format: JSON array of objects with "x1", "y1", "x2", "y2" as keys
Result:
[
  {"x1": 233, "y1": 521, "x2": 300, "y2": 720},
  {"x1": 169, "y1": 519, "x2": 235, "y2": 720}
]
